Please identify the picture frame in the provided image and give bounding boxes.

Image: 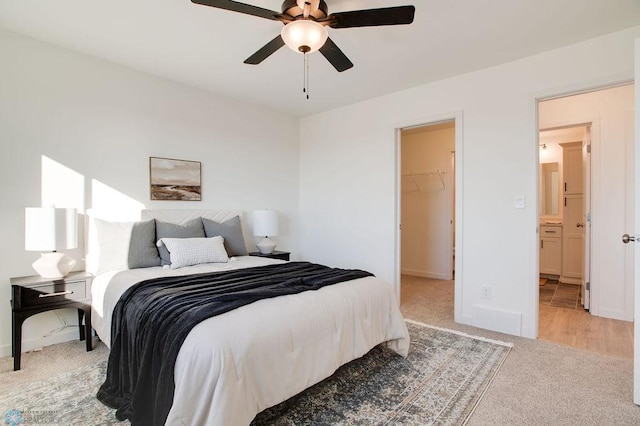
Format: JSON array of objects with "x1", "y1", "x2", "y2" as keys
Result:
[{"x1": 149, "y1": 156, "x2": 202, "y2": 201}]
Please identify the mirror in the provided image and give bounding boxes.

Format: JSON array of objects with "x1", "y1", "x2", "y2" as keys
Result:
[{"x1": 540, "y1": 162, "x2": 560, "y2": 216}]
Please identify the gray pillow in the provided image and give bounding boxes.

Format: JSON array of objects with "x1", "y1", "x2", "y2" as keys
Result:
[
  {"x1": 156, "y1": 218, "x2": 205, "y2": 266},
  {"x1": 128, "y1": 219, "x2": 161, "y2": 268},
  {"x1": 202, "y1": 216, "x2": 248, "y2": 256}
]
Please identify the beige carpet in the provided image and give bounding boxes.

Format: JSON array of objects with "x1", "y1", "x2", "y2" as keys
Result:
[
  {"x1": 400, "y1": 275, "x2": 640, "y2": 425},
  {"x1": 0, "y1": 338, "x2": 108, "y2": 393}
]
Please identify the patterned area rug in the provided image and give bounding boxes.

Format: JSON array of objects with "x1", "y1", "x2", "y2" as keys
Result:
[
  {"x1": 254, "y1": 321, "x2": 512, "y2": 425},
  {"x1": 0, "y1": 359, "x2": 117, "y2": 425},
  {"x1": 0, "y1": 321, "x2": 511, "y2": 425}
]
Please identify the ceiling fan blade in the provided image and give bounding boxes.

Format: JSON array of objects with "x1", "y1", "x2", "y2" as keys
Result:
[
  {"x1": 191, "y1": 0, "x2": 283, "y2": 21},
  {"x1": 244, "y1": 35, "x2": 285, "y2": 65},
  {"x1": 327, "y1": 5, "x2": 415, "y2": 29},
  {"x1": 319, "y1": 37, "x2": 353, "y2": 72}
]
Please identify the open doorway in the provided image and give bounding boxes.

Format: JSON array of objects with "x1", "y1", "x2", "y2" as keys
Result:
[
  {"x1": 536, "y1": 84, "x2": 634, "y2": 358},
  {"x1": 398, "y1": 120, "x2": 456, "y2": 323}
]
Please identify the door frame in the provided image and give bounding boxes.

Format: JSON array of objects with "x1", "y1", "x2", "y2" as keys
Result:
[
  {"x1": 633, "y1": 38, "x2": 639, "y2": 404},
  {"x1": 532, "y1": 79, "x2": 633, "y2": 338},
  {"x1": 582, "y1": 128, "x2": 592, "y2": 310},
  {"x1": 394, "y1": 110, "x2": 463, "y2": 323}
]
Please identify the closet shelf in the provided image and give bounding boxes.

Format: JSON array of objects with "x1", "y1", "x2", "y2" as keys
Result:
[{"x1": 402, "y1": 169, "x2": 446, "y2": 193}]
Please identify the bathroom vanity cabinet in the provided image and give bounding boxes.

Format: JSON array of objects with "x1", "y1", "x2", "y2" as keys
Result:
[{"x1": 540, "y1": 224, "x2": 562, "y2": 275}]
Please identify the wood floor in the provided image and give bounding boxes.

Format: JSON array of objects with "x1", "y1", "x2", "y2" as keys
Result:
[
  {"x1": 538, "y1": 281, "x2": 633, "y2": 359},
  {"x1": 401, "y1": 275, "x2": 634, "y2": 359}
]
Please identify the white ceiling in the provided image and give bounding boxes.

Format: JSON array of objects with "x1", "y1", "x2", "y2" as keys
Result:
[{"x1": 2, "y1": 0, "x2": 640, "y2": 117}]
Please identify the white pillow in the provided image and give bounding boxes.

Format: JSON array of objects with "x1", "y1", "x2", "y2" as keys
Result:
[
  {"x1": 93, "y1": 219, "x2": 134, "y2": 274},
  {"x1": 159, "y1": 236, "x2": 229, "y2": 269}
]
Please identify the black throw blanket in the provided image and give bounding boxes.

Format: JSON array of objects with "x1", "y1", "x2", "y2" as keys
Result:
[{"x1": 96, "y1": 261, "x2": 373, "y2": 425}]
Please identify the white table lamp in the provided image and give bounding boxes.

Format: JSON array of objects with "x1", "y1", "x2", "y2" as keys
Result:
[
  {"x1": 25, "y1": 207, "x2": 78, "y2": 278},
  {"x1": 253, "y1": 209, "x2": 278, "y2": 254}
]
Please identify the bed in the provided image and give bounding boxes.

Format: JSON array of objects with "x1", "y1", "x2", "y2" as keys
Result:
[{"x1": 88, "y1": 209, "x2": 410, "y2": 425}]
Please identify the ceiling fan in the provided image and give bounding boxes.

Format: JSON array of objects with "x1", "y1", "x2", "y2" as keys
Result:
[{"x1": 190, "y1": 0, "x2": 416, "y2": 72}]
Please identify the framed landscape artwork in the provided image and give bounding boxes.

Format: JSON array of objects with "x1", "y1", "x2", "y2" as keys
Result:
[{"x1": 149, "y1": 157, "x2": 202, "y2": 201}]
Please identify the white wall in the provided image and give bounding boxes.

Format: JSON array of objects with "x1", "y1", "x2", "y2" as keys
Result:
[
  {"x1": 299, "y1": 26, "x2": 640, "y2": 338},
  {"x1": 401, "y1": 126, "x2": 455, "y2": 279},
  {"x1": 540, "y1": 85, "x2": 635, "y2": 321},
  {"x1": 0, "y1": 29, "x2": 300, "y2": 356}
]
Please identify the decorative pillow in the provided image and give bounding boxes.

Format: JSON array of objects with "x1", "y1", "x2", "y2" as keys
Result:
[
  {"x1": 128, "y1": 220, "x2": 161, "y2": 268},
  {"x1": 202, "y1": 216, "x2": 248, "y2": 256},
  {"x1": 94, "y1": 218, "x2": 160, "y2": 274},
  {"x1": 159, "y1": 236, "x2": 229, "y2": 269},
  {"x1": 156, "y1": 218, "x2": 205, "y2": 266}
]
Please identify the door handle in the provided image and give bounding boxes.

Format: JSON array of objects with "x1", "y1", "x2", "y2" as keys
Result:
[
  {"x1": 576, "y1": 222, "x2": 584, "y2": 228},
  {"x1": 622, "y1": 234, "x2": 635, "y2": 244}
]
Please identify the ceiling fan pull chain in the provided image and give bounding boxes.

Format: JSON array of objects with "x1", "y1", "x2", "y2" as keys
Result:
[{"x1": 303, "y1": 52, "x2": 310, "y2": 100}]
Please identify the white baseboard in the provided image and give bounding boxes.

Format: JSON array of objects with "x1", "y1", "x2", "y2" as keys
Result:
[
  {"x1": 472, "y1": 305, "x2": 523, "y2": 336},
  {"x1": 0, "y1": 329, "x2": 79, "y2": 358},
  {"x1": 401, "y1": 269, "x2": 450, "y2": 280},
  {"x1": 597, "y1": 308, "x2": 631, "y2": 322},
  {"x1": 559, "y1": 276, "x2": 582, "y2": 285},
  {"x1": 540, "y1": 273, "x2": 560, "y2": 280}
]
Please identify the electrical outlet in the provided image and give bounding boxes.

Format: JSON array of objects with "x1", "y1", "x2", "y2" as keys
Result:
[{"x1": 482, "y1": 286, "x2": 492, "y2": 300}]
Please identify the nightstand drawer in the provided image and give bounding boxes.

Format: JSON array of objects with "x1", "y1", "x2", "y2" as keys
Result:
[{"x1": 18, "y1": 280, "x2": 87, "y2": 308}]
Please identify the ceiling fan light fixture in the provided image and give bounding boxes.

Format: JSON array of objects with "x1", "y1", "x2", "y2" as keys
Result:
[{"x1": 281, "y1": 20, "x2": 328, "y2": 54}]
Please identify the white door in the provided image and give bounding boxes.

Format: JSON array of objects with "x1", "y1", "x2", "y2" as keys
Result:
[
  {"x1": 582, "y1": 128, "x2": 591, "y2": 309},
  {"x1": 633, "y1": 38, "x2": 639, "y2": 406}
]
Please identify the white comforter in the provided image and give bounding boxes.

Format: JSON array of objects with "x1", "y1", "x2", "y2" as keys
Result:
[{"x1": 91, "y1": 256, "x2": 410, "y2": 425}]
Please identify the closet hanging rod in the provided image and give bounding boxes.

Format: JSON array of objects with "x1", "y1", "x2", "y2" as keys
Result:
[
  {"x1": 401, "y1": 169, "x2": 446, "y2": 191},
  {"x1": 401, "y1": 168, "x2": 446, "y2": 177}
]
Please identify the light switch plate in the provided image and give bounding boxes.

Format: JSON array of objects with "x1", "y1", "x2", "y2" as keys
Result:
[{"x1": 515, "y1": 195, "x2": 526, "y2": 209}]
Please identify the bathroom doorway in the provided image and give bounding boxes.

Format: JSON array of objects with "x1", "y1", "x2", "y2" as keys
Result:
[
  {"x1": 538, "y1": 125, "x2": 589, "y2": 289},
  {"x1": 536, "y1": 83, "x2": 634, "y2": 356}
]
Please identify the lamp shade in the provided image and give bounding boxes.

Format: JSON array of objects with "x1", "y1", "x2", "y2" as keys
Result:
[
  {"x1": 281, "y1": 20, "x2": 328, "y2": 54},
  {"x1": 253, "y1": 209, "x2": 278, "y2": 237},
  {"x1": 25, "y1": 207, "x2": 78, "y2": 251}
]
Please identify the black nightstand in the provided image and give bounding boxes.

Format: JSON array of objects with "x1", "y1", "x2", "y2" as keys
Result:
[
  {"x1": 249, "y1": 251, "x2": 291, "y2": 261},
  {"x1": 10, "y1": 271, "x2": 94, "y2": 371}
]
